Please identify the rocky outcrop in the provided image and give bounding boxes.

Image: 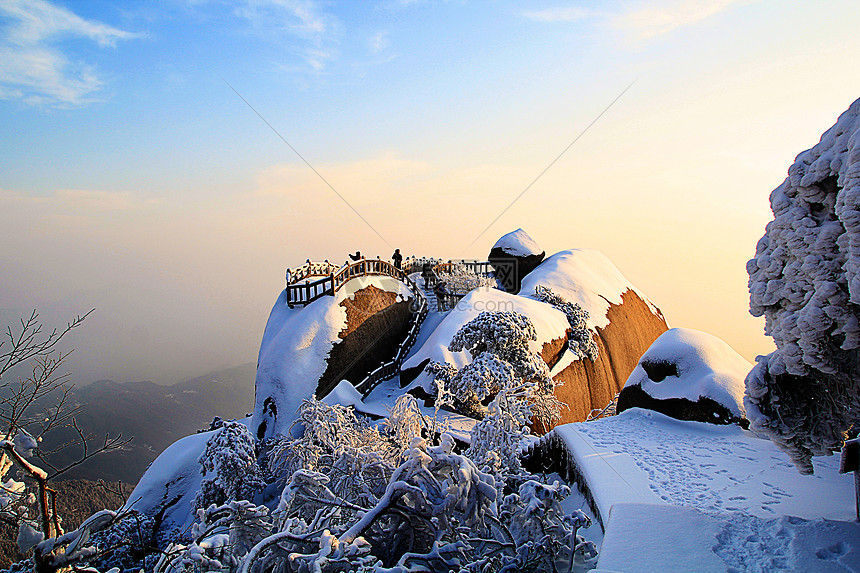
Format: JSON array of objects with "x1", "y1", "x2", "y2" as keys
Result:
[
  {"x1": 544, "y1": 289, "x2": 669, "y2": 427},
  {"x1": 253, "y1": 277, "x2": 414, "y2": 441},
  {"x1": 616, "y1": 328, "x2": 751, "y2": 427},
  {"x1": 317, "y1": 285, "x2": 413, "y2": 397},
  {"x1": 488, "y1": 228, "x2": 545, "y2": 293},
  {"x1": 403, "y1": 248, "x2": 670, "y2": 432}
]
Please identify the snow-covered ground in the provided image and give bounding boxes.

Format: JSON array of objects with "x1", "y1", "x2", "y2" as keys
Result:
[{"x1": 541, "y1": 408, "x2": 859, "y2": 571}]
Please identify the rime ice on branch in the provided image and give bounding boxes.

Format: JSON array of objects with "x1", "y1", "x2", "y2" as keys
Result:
[{"x1": 746, "y1": 97, "x2": 860, "y2": 473}]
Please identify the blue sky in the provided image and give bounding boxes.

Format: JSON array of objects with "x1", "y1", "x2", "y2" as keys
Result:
[{"x1": 2, "y1": 0, "x2": 859, "y2": 383}]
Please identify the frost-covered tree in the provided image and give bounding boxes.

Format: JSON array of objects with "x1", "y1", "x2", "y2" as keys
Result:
[
  {"x1": 427, "y1": 311, "x2": 562, "y2": 428},
  {"x1": 242, "y1": 434, "x2": 594, "y2": 573},
  {"x1": 435, "y1": 264, "x2": 498, "y2": 294},
  {"x1": 425, "y1": 311, "x2": 566, "y2": 498},
  {"x1": 155, "y1": 501, "x2": 271, "y2": 573},
  {"x1": 196, "y1": 421, "x2": 265, "y2": 509},
  {"x1": 533, "y1": 285, "x2": 598, "y2": 361},
  {"x1": 746, "y1": 97, "x2": 860, "y2": 473},
  {"x1": 264, "y1": 398, "x2": 408, "y2": 507}
]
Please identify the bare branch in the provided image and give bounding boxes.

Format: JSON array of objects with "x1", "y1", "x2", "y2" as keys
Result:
[{"x1": 0, "y1": 309, "x2": 93, "y2": 381}]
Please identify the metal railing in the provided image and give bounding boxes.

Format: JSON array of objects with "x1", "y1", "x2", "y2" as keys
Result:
[
  {"x1": 433, "y1": 260, "x2": 494, "y2": 277},
  {"x1": 353, "y1": 295, "x2": 428, "y2": 397},
  {"x1": 285, "y1": 258, "x2": 420, "y2": 308}
]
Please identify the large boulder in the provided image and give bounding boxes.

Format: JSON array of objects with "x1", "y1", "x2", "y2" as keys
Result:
[
  {"x1": 403, "y1": 248, "x2": 669, "y2": 430},
  {"x1": 520, "y1": 249, "x2": 670, "y2": 426},
  {"x1": 253, "y1": 276, "x2": 415, "y2": 441},
  {"x1": 488, "y1": 228, "x2": 545, "y2": 292},
  {"x1": 616, "y1": 328, "x2": 751, "y2": 427}
]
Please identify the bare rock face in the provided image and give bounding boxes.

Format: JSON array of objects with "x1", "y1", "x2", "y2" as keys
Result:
[
  {"x1": 542, "y1": 289, "x2": 669, "y2": 427},
  {"x1": 253, "y1": 279, "x2": 414, "y2": 441},
  {"x1": 317, "y1": 285, "x2": 413, "y2": 397},
  {"x1": 488, "y1": 229, "x2": 545, "y2": 293}
]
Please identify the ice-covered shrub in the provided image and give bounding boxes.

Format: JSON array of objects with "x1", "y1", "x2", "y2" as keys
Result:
[
  {"x1": 83, "y1": 511, "x2": 157, "y2": 573},
  {"x1": 435, "y1": 264, "x2": 497, "y2": 294},
  {"x1": 196, "y1": 422, "x2": 265, "y2": 510},
  {"x1": 155, "y1": 501, "x2": 271, "y2": 573},
  {"x1": 498, "y1": 480, "x2": 597, "y2": 572},
  {"x1": 245, "y1": 434, "x2": 498, "y2": 571},
  {"x1": 746, "y1": 97, "x2": 860, "y2": 473},
  {"x1": 534, "y1": 285, "x2": 598, "y2": 361},
  {"x1": 384, "y1": 393, "x2": 445, "y2": 450},
  {"x1": 245, "y1": 435, "x2": 594, "y2": 573},
  {"x1": 426, "y1": 311, "x2": 562, "y2": 429},
  {"x1": 465, "y1": 394, "x2": 530, "y2": 479},
  {"x1": 265, "y1": 398, "x2": 404, "y2": 507}
]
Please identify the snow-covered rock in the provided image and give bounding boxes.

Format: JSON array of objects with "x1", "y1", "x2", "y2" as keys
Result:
[
  {"x1": 253, "y1": 275, "x2": 414, "y2": 441},
  {"x1": 525, "y1": 250, "x2": 669, "y2": 425},
  {"x1": 491, "y1": 228, "x2": 543, "y2": 258},
  {"x1": 488, "y1": 229, "x2": 545, "y2": 292},
  {"x1": 404, "y1": 248, "x2": 668, "y2": 428},
  {"x1": 520, "y1": 249, "x2": 660, "y2": 331},
  {"x1": 123, "y1": 425, "x2": 225, "y2": 536},
  {"x1": 401, "y1": 287, "x2": 570, "y2": 392},
  {"x1": 617, "y1": 328, "x2": 751, "y2": 426}
]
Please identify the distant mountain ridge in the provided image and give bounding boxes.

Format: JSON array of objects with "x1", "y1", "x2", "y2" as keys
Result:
[{"x1": 43, "y1": 362, "x2": 256, "y2": 484}]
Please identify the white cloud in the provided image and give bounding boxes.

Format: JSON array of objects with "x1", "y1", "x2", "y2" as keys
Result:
[
  {"x1": 521, "y1": 1, "x2": 751, "y2": 41},
  {"x1": 233, "y1": 0, "x2": 339, "y2": 72},
  {"x1": 236, "y1": 0, "x2": 332, "y2": 36},
  {"x1": 614, "y1": 0, "x2": 748, "y2": 40},
  {"x1": 369, "y1": 31, "x2": 390, "y2": 55},
  {"x1": 0, "y1": 0, "x2": 139, "y2": 106},
  {"x1": 520, "y1": 7, "x2": 591, "y2": 23}
]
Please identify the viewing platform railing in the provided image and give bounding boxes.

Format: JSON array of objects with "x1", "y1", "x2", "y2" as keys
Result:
[
  {"x1": 286, "y1": 258, "x2": 423, "y2": 308},
  {"x1": 282, "y1": 255, "x2": 494, "y2": 396}
]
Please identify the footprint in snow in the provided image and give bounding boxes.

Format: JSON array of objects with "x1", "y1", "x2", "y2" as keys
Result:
[{"x1": 815, "y1": 542, "x2": 848, "y2": 561}]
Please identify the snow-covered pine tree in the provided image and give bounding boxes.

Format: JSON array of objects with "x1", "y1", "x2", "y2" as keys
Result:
[
  {"x1": 196, "y1": 421, "x2": 265, "y2": 509},
  {"x1": 746, "y1": 97, "x2": 860, "y2": 473},
  {"x1": 533, "y1": 285, "x2": 598, "y2": 361},
  {"x1": 426, "y1": 310, "x2": 562, "y2": 428}
]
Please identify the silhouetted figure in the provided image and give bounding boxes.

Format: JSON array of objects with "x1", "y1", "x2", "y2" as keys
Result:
[
  {"x1": 349, "y1": 251, "x2": 362, "y2": 261},
  {"x1": 434, "y1": 282, "x2": 449, "y2": 311},
  {"x1": 421, "y1": 261, "x2": 434, "y2": 289},
  {"x1": 392, "y1": 248, "x2": 403, "y2": 270}
]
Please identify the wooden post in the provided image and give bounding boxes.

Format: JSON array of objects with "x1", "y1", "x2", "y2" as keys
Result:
[{"x1": 840, "y1": 438, "x2": 860, "y2": 521}]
